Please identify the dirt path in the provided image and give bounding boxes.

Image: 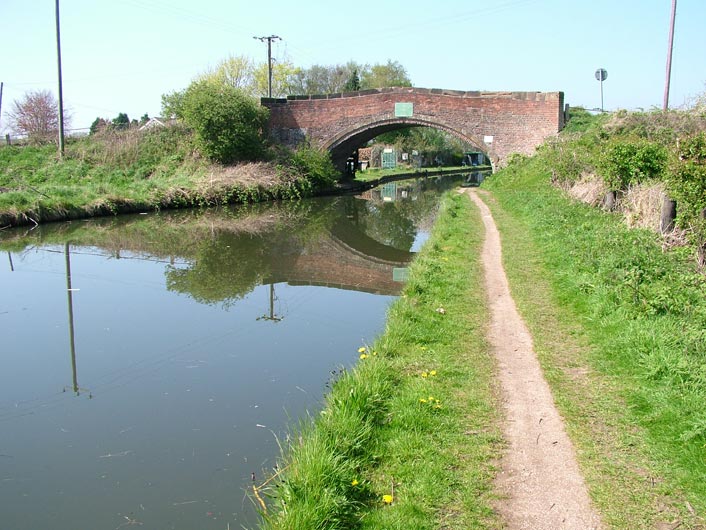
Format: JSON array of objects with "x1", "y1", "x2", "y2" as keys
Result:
[{"x1": 465, "y1": 189, "x2": 602, "y2": 529}]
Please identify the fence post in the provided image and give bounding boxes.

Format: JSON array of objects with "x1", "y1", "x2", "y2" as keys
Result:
[{"x1": 660, "y1": 194, "x2": 677, "y2": 234}]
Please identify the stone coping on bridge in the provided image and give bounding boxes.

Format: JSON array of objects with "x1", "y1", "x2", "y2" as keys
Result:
[{"x1": 261, "y1": 87, "x2": 561, "y2": 105}]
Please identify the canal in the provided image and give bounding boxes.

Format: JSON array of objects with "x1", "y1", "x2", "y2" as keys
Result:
[{"x1": 0, "y1": 175, "x2": 462, "y2": 529}]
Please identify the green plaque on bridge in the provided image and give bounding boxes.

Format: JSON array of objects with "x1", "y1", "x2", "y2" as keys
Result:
[{"x1": 395, "y1": 102, "x2": 413, "y2": 117}]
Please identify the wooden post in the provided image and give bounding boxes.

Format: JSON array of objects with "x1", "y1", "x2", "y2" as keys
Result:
[
  {"x1": 603, "y1": 190, "x2": 617, "y2": 211},
  {"x1": 660, "y1": 195, "x2": 677, "y2": 234}
]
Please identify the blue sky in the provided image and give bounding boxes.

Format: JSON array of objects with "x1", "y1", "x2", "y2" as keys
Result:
[{"x1": 1, "y1": 0, "x2": 704, "y2": 133}]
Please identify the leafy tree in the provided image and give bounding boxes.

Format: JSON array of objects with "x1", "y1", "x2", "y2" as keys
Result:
[
  {"x1": 161, "y1": 89, "x2": 186, "y2": 119},
  {"x1": 361, "y1": 60, "x2": 412, "y2": 89},
  {"x1": 343, "y1": 68, "x2": 361, "y2": 92},
  {"x1": 252, "y1": 59, "x2": 302, "y2": 98},
  {"x1": 198, "y1": 55, "x2": 256, "y2": 95},
  {"x1": 112, "y1": 112, "x2": 130, "y2": 130},
  {"x1": 181, "y1": 80, "x2": 269, "y2": 163},
  {"x1": 89, "y1": 117, "x2": 108, "y2": 135},
  {"x1": 139, "y1": 113, "x2": 150, "y2": 125},
  {"x1": 7, "y1": 90, "x2": 66, "y2": 143}
]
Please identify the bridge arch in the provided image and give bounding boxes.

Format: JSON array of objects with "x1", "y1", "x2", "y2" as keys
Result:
[
  {"x1": 323, "y1": 116, "x2": 497, "y2": 171},
  {"x1": 262, "y1": 87, "x2": 564, "y2": 172}
]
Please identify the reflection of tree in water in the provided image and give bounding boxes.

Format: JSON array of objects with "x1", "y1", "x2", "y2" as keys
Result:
[
  {"x1": 164, "y1": 211, "x2": 329, "y2": 308},
  {"x1": 360, "y1": 202, "x2": 417, "y2": 251},
  {"x1": 351, "y1": 175, "x2": 463, "y2": 251},
  {"x1": 1, "y1": 176, "x2": 459, "y2": 305}
]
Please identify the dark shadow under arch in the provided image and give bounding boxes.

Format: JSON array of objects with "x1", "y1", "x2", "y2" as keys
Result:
[{"x1": 324, "y1": 117, "x2": 497, "y2": 172}]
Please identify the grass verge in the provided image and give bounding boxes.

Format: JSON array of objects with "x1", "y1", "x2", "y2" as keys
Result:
[
  {"x1": 482, "y1": 157, "x2": 706, "y2": 528},
  {"x1": 258, "y1": 192, "x2": 502, "y2": 529},
  {"x1": 0, "y1": 128, "x2": 336, "y2": 227}
]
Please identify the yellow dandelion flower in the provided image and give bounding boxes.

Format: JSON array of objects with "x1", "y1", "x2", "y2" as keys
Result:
[
  {"x1": 421, "y1": 372, "x2": 428, "y2": 378},
  {"x1": 419, "y1": 398, "x2": 427, "y2": 403},
  {"x1": 351, "y1": 479, "x2": 359, "y2": 486},
  {"x1": 429, "y1": 370, "x2": 437, "y2": 376},
  {"x1": 434, "y1": 404, "x2": 442, "y2": 409},
  {"x1": 358, "y1": 347, "x2": 366, "y2": 353},
  {"x1": 372, "y1": 351, "x2": 378, "y2": 356},
  {"x1": 359, "y1": 353, "x2": 368, "y2": 360},
  {"x1": 428, "y1": 396, "x2": 435, "y2": 402},
  {"x1": 382, "y1": 494, "x2": 394, "y2": 505}
]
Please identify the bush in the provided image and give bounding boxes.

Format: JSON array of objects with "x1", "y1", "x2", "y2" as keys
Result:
[
  {"x1": 288, "y1": 145, "x2": 338, "y2": 189},
  {"x1": 539, "y1": 133, "x2": 600, "y2": 184},
  {"x1": 668, "y1": 132, "x2": 706, "y2": 265},
  {"x1": 181, "y1": 80, "x2": 268, "y2": 164},
  {"x1": 598, "y1": 138, "x2": 667, "y2": 190}
]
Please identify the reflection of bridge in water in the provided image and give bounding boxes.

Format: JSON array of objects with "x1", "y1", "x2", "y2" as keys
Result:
[{"x1": 267, "y1": 219, "x2": 414, "y2": 296}]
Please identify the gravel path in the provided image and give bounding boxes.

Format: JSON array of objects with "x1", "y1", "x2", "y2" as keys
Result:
[{"x1": 465, "y1": 189, "x2": 603, "y2": 529}]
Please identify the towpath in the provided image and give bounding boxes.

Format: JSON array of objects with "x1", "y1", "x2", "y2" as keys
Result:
[{"x1": 465, "y1": 189, "x2": 603, "y2": 529}]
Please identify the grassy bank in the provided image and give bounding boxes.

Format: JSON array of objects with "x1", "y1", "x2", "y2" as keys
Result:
[
  {"x1": 0, "y1": 126, "x2": 336, "y2": 227},
  {"x1": 483, "y1": 156, "x2": 706, "y2": 527},
  {"x1": 258, "y1": 192, "x2": 502, "y2": 529}
]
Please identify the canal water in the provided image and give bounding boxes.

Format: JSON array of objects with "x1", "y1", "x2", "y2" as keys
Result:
[{"x1": 0, "y1": 175, "x2": 462, "y2": 529}]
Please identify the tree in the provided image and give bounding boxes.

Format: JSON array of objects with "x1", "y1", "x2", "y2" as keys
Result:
[
  {"x1": 181, "y1": 80, "x2": 269, "y2": 163},
  {"x1": 252, "y1": 59, "x2": 301, "y2": 98},
  {"x1": 8, "y1": 90, "x2": 66, "y2": 143},
  {"x1": 112, "y1": 112, "x2": 130, "y2": 130},
  {"x1": 89, "y1": 117, "x2": 108, "y2": 135},
  {"x1": 343, "y1": 68, "x2": 361, "y2": 92},
  {"x1": 361, "y1": 60, "x2": 412, "y2": 89},
  {"x1": 161, "y1": 89, "x2": 186, "y2": 119},
  {"x1": 198, "y1": 55, "x2": 256, "y2": 95}
]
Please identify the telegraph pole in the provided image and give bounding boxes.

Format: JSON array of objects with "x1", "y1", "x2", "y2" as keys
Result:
[
  {"x1": 55, "y1": 0, "x2": 66, "y2": 156},
  {"x1": 663, "y1": 0, "x2": 677, "y2": 111},
  {"x1": 0, "y1": 82, "x2": 4, "y2": 132},
  {"x1": 253, "y1": 35, "x2": 281, "y2": 98}
]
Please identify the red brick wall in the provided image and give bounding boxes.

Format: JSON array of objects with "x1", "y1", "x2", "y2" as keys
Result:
[{"x1": 262, "y1": 88, "x2": 564, "y2": 167}]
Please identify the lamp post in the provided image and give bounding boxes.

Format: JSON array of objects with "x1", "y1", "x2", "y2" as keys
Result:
[
  {"x1": 253, "y1": 35, "x2": 281, "y2": 98},
  {"x1": 595, "y1": 68, "x2": 608, "y2": 112}
]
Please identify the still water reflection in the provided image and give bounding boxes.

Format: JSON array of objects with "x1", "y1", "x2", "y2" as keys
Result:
[{"x1": 0, "y1": 176, "x2": 461, "y2": 529}]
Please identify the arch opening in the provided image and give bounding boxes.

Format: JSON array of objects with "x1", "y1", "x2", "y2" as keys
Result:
[{"x1": 324, "y1": 118, "x2": 496, "y2": 174}]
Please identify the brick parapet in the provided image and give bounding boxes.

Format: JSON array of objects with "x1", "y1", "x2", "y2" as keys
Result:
[{"x1": 262, "y1": 87, "x2": 564, "y2": 168}]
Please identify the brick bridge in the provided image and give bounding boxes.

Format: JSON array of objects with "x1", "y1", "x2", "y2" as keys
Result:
[{"x1": 262, "y1": 87, "x2": 565, "y2": 171}]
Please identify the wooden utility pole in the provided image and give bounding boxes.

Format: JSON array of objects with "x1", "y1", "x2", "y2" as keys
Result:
[
  {"x1": 663, "y1": 0, "x2": 677, "y2": 111},
  {"x1": 55, "y1": 0, "x2": 66, "y2": 156},
  {"x1": 0, "y1": 82, "x2": 4, "y2": 131},
  {"x1": 253, "y1": 35, "x2": 281, "y2": 98}
]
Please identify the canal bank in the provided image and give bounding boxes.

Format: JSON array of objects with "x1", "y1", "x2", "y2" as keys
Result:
[{"x1": 258, "y1": 191, "x2": 503, "y2": 529}]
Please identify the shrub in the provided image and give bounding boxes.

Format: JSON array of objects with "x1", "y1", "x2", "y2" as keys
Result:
[
  {"x1": 181, "y1": 80, "x2": 268, "y2": 164},
  {"x1": 598, "y1": 138, "x2": 667, "y2": 190},
  {"x1": 668, "y1": 133, "x2": 706, "y2": 265},
  {"x1": 289, "y1": 145, "x2": 338, "y2": 189}
]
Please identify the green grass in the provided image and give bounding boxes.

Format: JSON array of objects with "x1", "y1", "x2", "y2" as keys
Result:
[
  {"x1": 483, "y1": 156, "x2": 706, "y2": 528},
  {"x1": 0, "y1": 128, "x2": 335, "y2": 226},
  {"x1": 259, "y1": 192, "x2": 502, "y2": 529}
]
